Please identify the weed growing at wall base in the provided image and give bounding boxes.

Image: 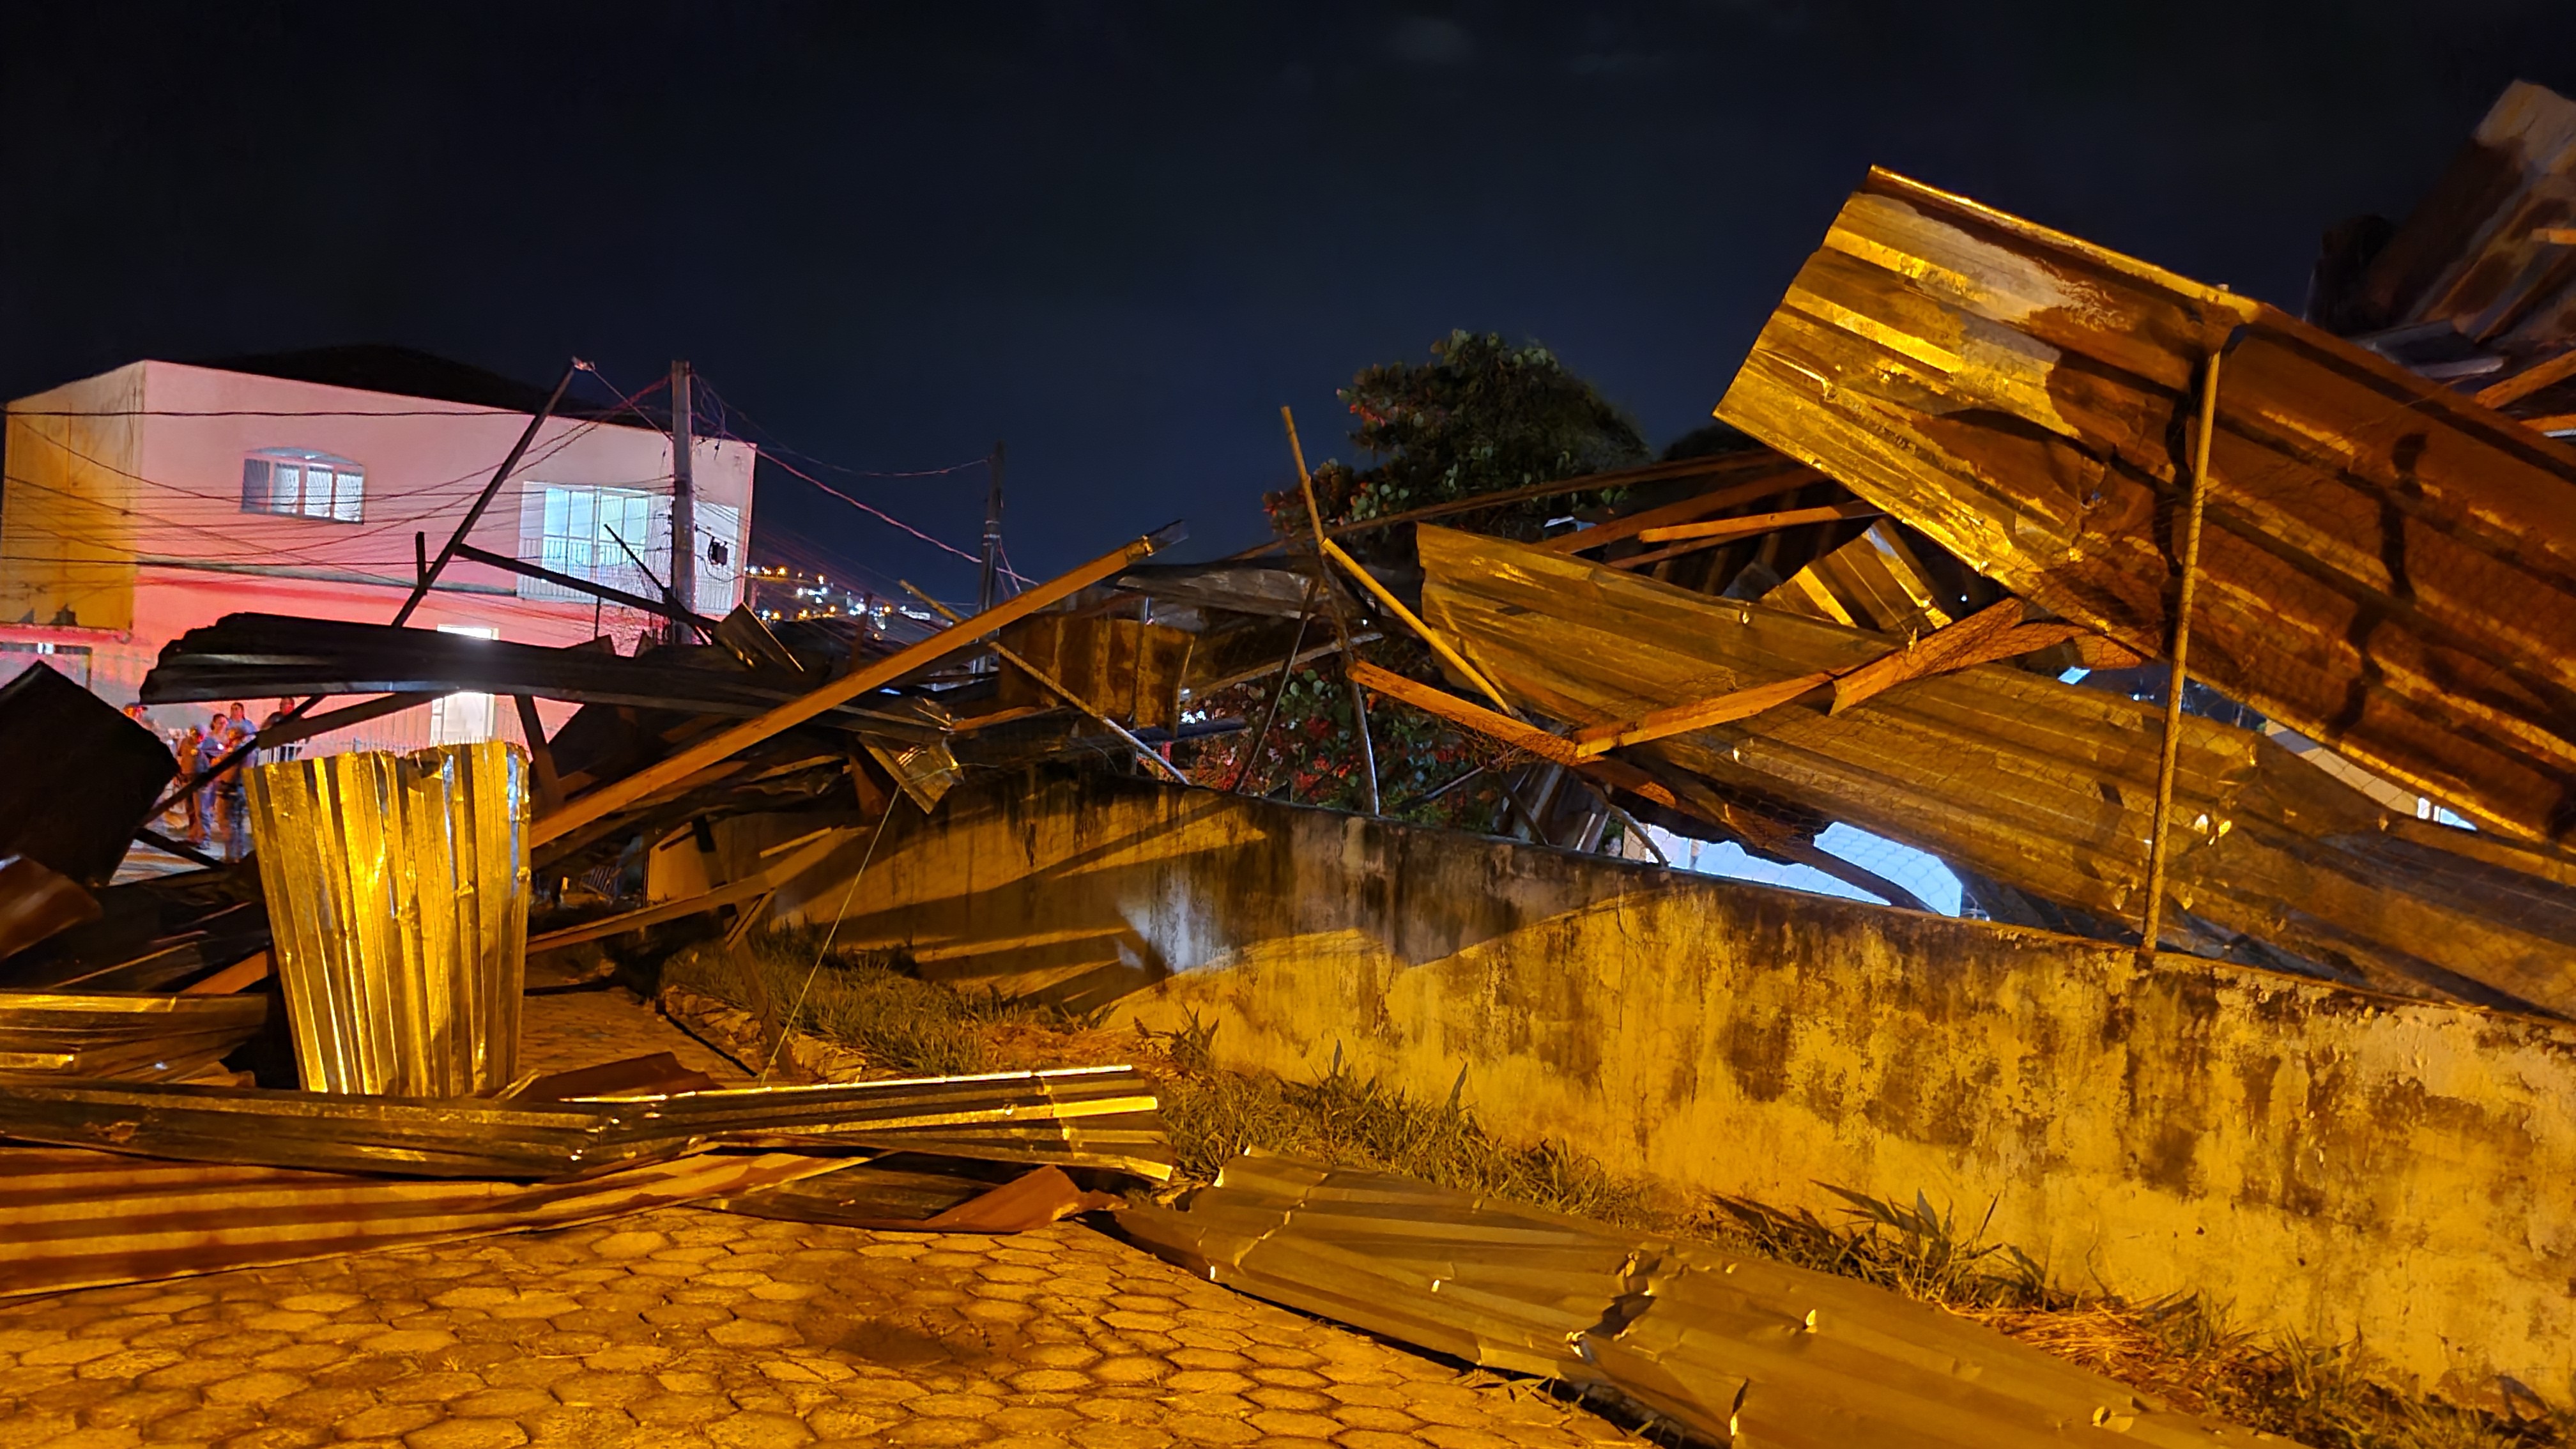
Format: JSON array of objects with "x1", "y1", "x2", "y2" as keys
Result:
[{"x1": 662, "y1": 931, "x2": 2569, "y2": 1449}]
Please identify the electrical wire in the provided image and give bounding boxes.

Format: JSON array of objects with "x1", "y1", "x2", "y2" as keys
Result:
[
  {"x1": 758, "y1": 801, "x2": 902, "y2": 1084},
  {"x1": 693, "y1": 377, "x2": 990, "y2": 480},
  {"x1": 680, "y1": 372, "x2": 1033, "y2": 589},
  {"x1": 755, "y1": 452, "x2": 1014, "y2": 575}
]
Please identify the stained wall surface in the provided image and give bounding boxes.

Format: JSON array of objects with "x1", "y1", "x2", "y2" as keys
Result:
[{"x1": 752, "y1": 765, "x2": 2576, "y2": 1402}]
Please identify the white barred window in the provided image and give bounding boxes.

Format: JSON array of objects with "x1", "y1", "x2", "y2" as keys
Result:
[{"x1": 240, "y1": 449, "x2": 364, "y2": 523}]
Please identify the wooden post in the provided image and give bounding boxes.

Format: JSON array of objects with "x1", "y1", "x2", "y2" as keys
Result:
[
  {"x1": 1281, "y1": 407, "x2": 1379, "y2": 815},
  {"x1": 668, "y1": 361, "x2": 696, "y2": 643},
  {"x1": 1314, "y1": 534, "x2": 1513, "y2": 714},
  {"x1": 2141, "y1": 344, "x2": 2227, "y2": 958},
  {"x1": 978, "y1": 440, "x2": 1006, "y2": 614}
]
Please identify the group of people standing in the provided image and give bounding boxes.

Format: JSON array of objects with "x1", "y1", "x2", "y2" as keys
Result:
[{"x1": 126, "y1": 700, "x2": 293, "y2": 861}]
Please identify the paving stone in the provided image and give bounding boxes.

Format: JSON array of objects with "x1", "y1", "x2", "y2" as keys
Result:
[
  {"x1": 224, "y1": 1426, "x2": 332, "y2": 1449},
  {"x1": 403, "y1": 1418, "x2": 530, "y2": 1449},
  {"x1": 0, "y1": 991, "x2": 1630, "y2": 1449}
]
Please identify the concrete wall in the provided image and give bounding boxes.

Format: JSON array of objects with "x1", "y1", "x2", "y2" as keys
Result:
[
  {"x1": 749, "y1": 765, "x2": 2576, "y2": 1404},
  {"x1": 2, "y1": 364, "x2": 145, "y2": 631}
]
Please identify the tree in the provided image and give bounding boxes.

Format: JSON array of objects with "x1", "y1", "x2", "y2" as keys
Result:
[
  {"x1": 1186, "y1": 333, "x2": 1647, "y2": 832},
  {"x1": 1263, "y1": 330, "x2": 1648, "y2": 548}
]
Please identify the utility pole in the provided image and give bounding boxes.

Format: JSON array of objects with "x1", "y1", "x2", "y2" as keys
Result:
[
  {"x1": 977, "y1": 440, "x2": 1006, "y2": 613},
  {"x1": 668, "y1": 360, "x2": 696, "y2": 643}
]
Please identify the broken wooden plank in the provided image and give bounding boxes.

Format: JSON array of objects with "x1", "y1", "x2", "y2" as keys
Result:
[
  {"x1": 1347, "y1": 661, "x2": 1678, "y2": 812},
  {"x1": 1566, "y1": 599, "x2": 2084, "y2": 755},
  {"x1": 534, "y1": 526, "x2": 1181, "y2": 846},
  {"x1": 1609, "y1": 500, "x2": 1882, "y2": 572},
  {"x1": 527, "y1": 826, "x2": 858, "y2": 954},
  {"x1": 1570, "y1": 672, "x2": 1836, "y2": 758},
  {"x1": 1238, "y1": 450, "x2": 1814, "y2": 556},
  {"x1": 1825, "y1": 600, "x2": 2079, "y2": 714},
  {"x1": 903, "y1": 584, "x2": 1188, "y2": 784},
  {"x1": 178, "y1": 951, "x2": 270, "y2": 996},
  {"x1": 1534, "y1": 463, "x2": 1823, "y2": 555},
  {"x1": 2476, "y1": 346, "x2": 2576, "y2": 409},
  {"x1": 1636, "y1": 500, "x2": 1882, "y2": 546},
  {"x1": 1319, "y1": 537, "x2": 1514, "y2": 713},
  {"x1": 1421, "y1": 526, "x2": 2576, "y2": 1013}
]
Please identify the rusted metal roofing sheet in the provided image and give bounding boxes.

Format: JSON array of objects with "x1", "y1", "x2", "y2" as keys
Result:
[
  {"x1": 2355, "y1": 80, "x2": 2576, "y2": 360},
  {"x1": 1121, "y1": 1151, "x2": 2281, "y2": 1446},
  {"x1": 1419, "y1": 526, "x2": 2576, "y2": 1014},
  {"x1": 1716, "y1": 167, "x2": 2576, "y2": 847}
]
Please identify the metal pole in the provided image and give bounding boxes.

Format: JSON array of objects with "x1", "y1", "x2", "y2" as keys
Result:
[
  {"x1": 668, "y1": 361, "x2": 696, "y2": 642},
  {"x1": 2142, "y1": 343, "x2": 2227, "y2": 958},
  {"x1": 393, "y1": 361, "x2": 580, "y2": 629},
  {"x1": 978, "y1": 440, "x2": 1006, "y2": 614},
  {"x1": 148, "y1": 359, "x2": 583, "y2": 828},
  {"x1": 1230, "y1": 579, "x2": 1315, "y2": 794},
  {"x1": 1281, "y1": 406, "x2": 1379, "y2": 815}
]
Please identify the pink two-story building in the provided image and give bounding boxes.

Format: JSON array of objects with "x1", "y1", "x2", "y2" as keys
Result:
[{"x1": 0, "y1": 347, "x2": 755, "y2": 753}]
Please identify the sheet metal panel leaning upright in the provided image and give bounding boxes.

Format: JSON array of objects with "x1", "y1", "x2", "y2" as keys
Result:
[
  {"x1": 1718, "y1": 167, "x2": 2576, "y2": 847},
  {"x1": 246, "y1": 740, "x2": 530, "y2": 1097}
]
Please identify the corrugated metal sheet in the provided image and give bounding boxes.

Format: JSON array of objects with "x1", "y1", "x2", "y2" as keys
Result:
[
  {"x1": 247, "y1": 740, "x2": 530, "y2": 1096},
  {"x1": 0, "y1": 1144, "x2": 848, "y2": 1299},
  {"x1": 2354, "y1": 80, "x2": 2576, "y2": 361},
  {"x1": 1121, "y1": 1152, "x2": 2281, "y2": 1447},
  {"x1": 1717, "y1": 166, "x2": 2576, "y2": 848},
  {"x1": 1760, "y1": 520, "x2": 1958, "y2": 636},
  {"x1": 0, "y1": 990, "x2": 268, "y2": 1082},
  {"x1": 0, "y1": 1064, "x2": 1174, "y2": 1181},
  {"x1": 1419, "y1": 526, "x2": 2576, "y2": 1013},
  {"x1": 997, "y1": 615, "x2": 1195, "y2": 733}
]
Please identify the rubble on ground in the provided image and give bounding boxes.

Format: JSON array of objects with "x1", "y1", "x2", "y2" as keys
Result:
[{"x1": 7, "y1": 75, "x2": 2576, "y2": 1446}]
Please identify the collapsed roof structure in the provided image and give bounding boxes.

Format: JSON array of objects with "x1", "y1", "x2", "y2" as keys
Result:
[{"x1": 4, "y1": 75, "x2": 2575, "y2": 1442}]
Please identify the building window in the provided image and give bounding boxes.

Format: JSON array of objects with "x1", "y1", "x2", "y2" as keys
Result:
[
  {"x1": 521, "y1": 484, "x2": 664, "y2": 602},
  {"x1": 0, "y1": 641, "x2": 92, "y2": 689},
  {"x1": 241, "y1": 449, "x2": 365, "y2": 522}
]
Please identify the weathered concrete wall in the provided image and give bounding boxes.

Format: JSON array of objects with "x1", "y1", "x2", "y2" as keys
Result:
[{"x1": 751, "y1": 765, "x2": 2576, "y2": 1403}]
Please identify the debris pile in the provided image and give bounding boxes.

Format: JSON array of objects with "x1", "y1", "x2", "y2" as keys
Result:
[
  {"x1": 1121, "y1": 1151, "x2": 2289, "y2": 1445},
  {"x1": 3, "y1": 74, "x2": 2575, "y2": 1446}
]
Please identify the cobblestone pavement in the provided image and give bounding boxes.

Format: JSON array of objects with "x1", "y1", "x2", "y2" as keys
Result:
[{"x1": 0, "y1": 992, "x2": 1635, "y2": 1449}]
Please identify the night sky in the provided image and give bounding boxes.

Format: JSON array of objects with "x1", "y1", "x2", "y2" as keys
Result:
[{"x1": 8, "y1": 3, "x2": 2575, "y2": 601}]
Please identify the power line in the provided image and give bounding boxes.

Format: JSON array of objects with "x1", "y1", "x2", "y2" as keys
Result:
[{"x1": 692, "y1": 377, "x2": 989, "y2": 480}]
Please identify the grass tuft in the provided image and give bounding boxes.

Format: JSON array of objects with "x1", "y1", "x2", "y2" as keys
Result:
[
  {"x1": 662, "y1": 930, "x2": 2569, "y2": 1448},
  {"x1": 1137, "y1": 1012, "x2": 1652, "y2": 1226},
  {"x1": 1708, "y1": 1189, "x2": 2569, "y2": 1448},
  {"x1": 660, "y1": 927, "x2": 1058, "y2": 1078}
]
